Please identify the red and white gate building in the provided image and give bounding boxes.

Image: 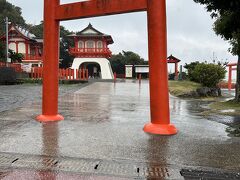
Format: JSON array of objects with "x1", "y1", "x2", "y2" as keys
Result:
[{"x1": 68, "y1": 23, "x2": 114, "y2": 79}]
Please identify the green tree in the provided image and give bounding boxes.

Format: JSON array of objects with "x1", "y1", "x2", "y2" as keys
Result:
[
  {"x1": 0, "y1": 41, "x2": 5, "y2": 60},
  {"x1": 191, "y1": 63, "x2": 226, "y2": 87},
  {"x1": 28, "y1": 22, "x2": 43, "y2": 38},
  {"x1": 8, "y1": 49, "x2": 23, "y2": 63},
  {"x1": 193, "y1": 0, "x2": 240, "y2": 100},
  {"x1": 184, "y1": 61, "x2": 200, "y2": 81},
  {"x1": 59, "y1": 26, "x2": 74, "y2": 68},
  {"x1": 0, "y1": 0, "x2": 26, "y2": 35},
  {"x1": 109, "y1": 51, "x2": 147, "y2": 75}
]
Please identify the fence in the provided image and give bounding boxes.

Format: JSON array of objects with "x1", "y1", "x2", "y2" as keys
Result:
[
  {"x1": 218, "y1": 81, "x2": 235, "y2": 89},
  {"x1": 0, "y1": 62, "x2": 23, "y2": 72},
  {"x1": 30, "y1": 67, "x2": 88, "y2": 80},
  {"x1": 116, "y1": 74, "x2": 126, "y2": 78}
]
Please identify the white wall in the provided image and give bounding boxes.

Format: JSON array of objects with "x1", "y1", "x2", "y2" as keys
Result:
[
  {"x1": 135, "y1": 66, "x2": 149, "y2": 73},
  {"x1": 9, "y1": 38, "x2": 24, "y2": 41},
  {"x1": 9, "y1": 43, "x2": 16, "y2": 52},
  {"x1": 18, "y1": 42, "x2": 26, "y2": 54}
]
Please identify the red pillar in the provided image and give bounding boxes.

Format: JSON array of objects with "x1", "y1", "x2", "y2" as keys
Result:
[
  {"x1": 16, "y1": 42, "x2": 19, "y2": 53},
  {"x1": 86, "y1": 69, "x2": 88, "y2": 80},
  {"x1": 66, "y1": 69, "x2": 69, "y2": 80},
  {"x1": 25, "y1": 43, "x2": 29, "y2": 59},
  {"x1": 228, "y1": 66, "x2": 232, "y2": 91},
  {"x1": 31, "y1": 68, "x2": 34, "y2": 79},
  {"x1": 175, "y1": 62, "x2": 178, "y2": 80},
  {"x1": 78, "y1": 69, "x2": 80, "y2": 79},
  {"x1": 143, "y1": 0, "x2": 177, "y2": 135},
  {"x1": 83, "y1": 69, "x2": 86, "y2": 80},
  {"x1": 35, "y1": 46, "x2": 38, "y2": 58},
  {"x1": 36, "y1": 0, "x2": 63, "y2": 122},
  {"x1": 63, "y1": 69, "x2": 66, "y2": 79},
  {"x1": 37, "y1": 68, "x2": 39, "y2": 79},
  {"x1": 74, "y1": 37, "x2": 78, "y2": 49},
  {"x1": 114, "y1": 72, "x2": 117, "y2": 82},
  {"x1": 33, "y1": 68, "x2": 36, "y2": 79},
  {"x1": 75, "y1": 69, "x2": 78, "y2": 80}
]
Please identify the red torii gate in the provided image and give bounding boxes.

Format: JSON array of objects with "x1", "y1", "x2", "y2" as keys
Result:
[
  {"x1": 36, "y1": 0, "x2": 177, "y2": 135},
  {"x1": 167, "y1": 55, "x2": 181, "y2": 80},
  {"x1": 227, "y1": 63, "x2": 237, "y2": 90}
]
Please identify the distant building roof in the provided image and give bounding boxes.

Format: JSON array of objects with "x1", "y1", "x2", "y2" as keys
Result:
[
  {"x1": 0, "y1": 23, "x2": 43, "y2": 43},
  {"x1": 68, "y1": 23, "x2": 114, "y2": 44},
  {"x1": 14, "y1": 25, "x2": 36, "y2": 39},
  {"x1": 167, "y1": 55, "x2": 181, "y2": 63},
  {"x1": 35, "y1": 39, "x2": 44, "y2": 43}
]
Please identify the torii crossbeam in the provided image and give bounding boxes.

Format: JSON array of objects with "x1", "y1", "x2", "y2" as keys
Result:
[{"x1": 36, "y1": 0, "x2": 178, "y2": 135}]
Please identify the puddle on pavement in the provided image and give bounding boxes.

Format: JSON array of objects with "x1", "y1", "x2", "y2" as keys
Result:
[{"x1": 221, "y1": 109, "x2": 236, "y2": 113}]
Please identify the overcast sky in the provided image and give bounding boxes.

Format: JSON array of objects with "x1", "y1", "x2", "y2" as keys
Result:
[{"x1": 7, "y1": 0, "x2": 237, "y2": 71}]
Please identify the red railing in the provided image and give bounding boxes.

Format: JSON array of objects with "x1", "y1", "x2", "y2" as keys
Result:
[
  {"x1": 30, "y1": 67, "x2": 88, "y2": 80},
  {"x1": 23, "y1": 54, "x2": 42, "y2": 60},
  {"x1": 0, "y1": 62, "x2": 23, "y2": 72},
  {"x1": 69, "y1": 47, "x2": 112, "y2": 58},
  {"x1": 116, "y1": 74, "x2": 126, "y2": 78}
]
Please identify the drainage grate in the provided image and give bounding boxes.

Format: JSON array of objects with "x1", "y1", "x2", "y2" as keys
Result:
[
  {"x1": 180, "y1": 169, "x2": 240, "y2": 180},
  {"x1": 140, "y1": 166, "x2": 170, "y2": 178},
  {"x1": 0, "y1": 152, "x2": 179, "y2": 179},
  {"x1": 54, "y1": 158, "x2": 100, "y2": 173}
]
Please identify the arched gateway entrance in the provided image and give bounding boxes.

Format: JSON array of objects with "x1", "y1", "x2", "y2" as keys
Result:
[
  {"x1": 72, "y1": 59, "x2": 113, "y2": 79},
  {"x1": 36, "y1": 0, "x2": 177, "y2": 135}
]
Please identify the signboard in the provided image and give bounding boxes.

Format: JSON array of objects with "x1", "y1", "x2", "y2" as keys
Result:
[
  {"x1": 135, "y1": 66, "x2": 149, "y2": 73},
  {"x1": 21, "y1": 64, "x2": 32, "y2": 73},
  {"x1": 125, "y1": 65, "x2": 133, "y2": 78}
]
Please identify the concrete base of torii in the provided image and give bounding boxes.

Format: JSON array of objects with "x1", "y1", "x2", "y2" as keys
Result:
[{"x1": 71, "y1": 58, "x2": 114, "y2": 80}]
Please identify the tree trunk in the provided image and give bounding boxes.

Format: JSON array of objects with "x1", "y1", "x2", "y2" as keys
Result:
[{"x1": 235, "y1": 54, "x2": 240, "y2": 102}]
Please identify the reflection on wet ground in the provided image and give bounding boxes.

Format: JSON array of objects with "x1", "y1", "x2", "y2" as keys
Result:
[{"x1": 0, "y1": 80, "x2": 240, "y2": 179}]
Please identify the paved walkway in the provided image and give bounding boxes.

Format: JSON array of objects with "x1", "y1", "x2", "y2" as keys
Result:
[{"x1": 0, "y1": 80, "x2": 239, "y2": 179}]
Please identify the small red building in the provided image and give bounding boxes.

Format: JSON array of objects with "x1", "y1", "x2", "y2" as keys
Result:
[
  {"x1": 68, "y1": 23, "x2": 114, "y2": 79},
  {"x1": 0, "y1": 23, "x2": 43, "y2": 70}
]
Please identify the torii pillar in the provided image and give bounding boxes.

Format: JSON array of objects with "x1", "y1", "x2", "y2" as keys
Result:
[
  {"x1": 36, "y1": 0, "x2": 177, "y2": 135},
  {"x1": 36, "y1": 0, "x2": 63, "y2": 121},
  {"x1": 143, "y1": 0, "x2": 177, "y2": 135}
]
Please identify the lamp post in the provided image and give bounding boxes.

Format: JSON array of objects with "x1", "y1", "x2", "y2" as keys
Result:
[{"x1": 5, "y1": 17, "x2": 10, "y2": 63}]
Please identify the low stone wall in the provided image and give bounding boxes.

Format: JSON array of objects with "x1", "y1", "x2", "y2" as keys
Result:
[
  {"x1": 178, "y1": 87, "x2": 221, "y2": 98},
  {"x1": 0, "y1": 67, "x2": 17, "y2": 85}
]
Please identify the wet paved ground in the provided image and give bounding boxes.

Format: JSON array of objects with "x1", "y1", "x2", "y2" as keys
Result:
[{"x1": 0, "y1": 80, "x2": 240, "y2": 179}]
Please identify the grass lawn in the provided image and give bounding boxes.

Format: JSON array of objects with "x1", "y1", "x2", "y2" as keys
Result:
[
  {"x1": 208, "y1": 100, "x2": 240, "y2": 116},
  {"x1": 168, "y1": 80, "x2": 202, "y2": 97}
]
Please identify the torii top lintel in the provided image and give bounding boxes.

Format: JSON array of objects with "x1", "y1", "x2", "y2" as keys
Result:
[{"x1": 55, "y1": 0, "x2": 147, "y2": 21}]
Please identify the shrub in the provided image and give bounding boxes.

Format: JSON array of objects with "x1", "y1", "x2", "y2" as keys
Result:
[
  {"x1": 191, "y1": 63, "x2": 226, "y2": 87},
  {"x1": 184, "y1": 61, "x2": 200, "y2": 81},
  {"x1": 9, "y1": 50, "x2": 23, "y2": 63},
  {"x1": 168, "y1": 73, "x2": 176, "y2": 80}
]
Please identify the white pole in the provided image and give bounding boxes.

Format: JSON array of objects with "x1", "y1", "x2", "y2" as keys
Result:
[{"x1": 5, "y1": 17, "x2": 10, "y2": 63}]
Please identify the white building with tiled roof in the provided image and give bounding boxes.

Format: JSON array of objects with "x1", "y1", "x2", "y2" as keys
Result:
[{"x1": 0, "y1": 23, "x2": 43, "y2": 69}]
